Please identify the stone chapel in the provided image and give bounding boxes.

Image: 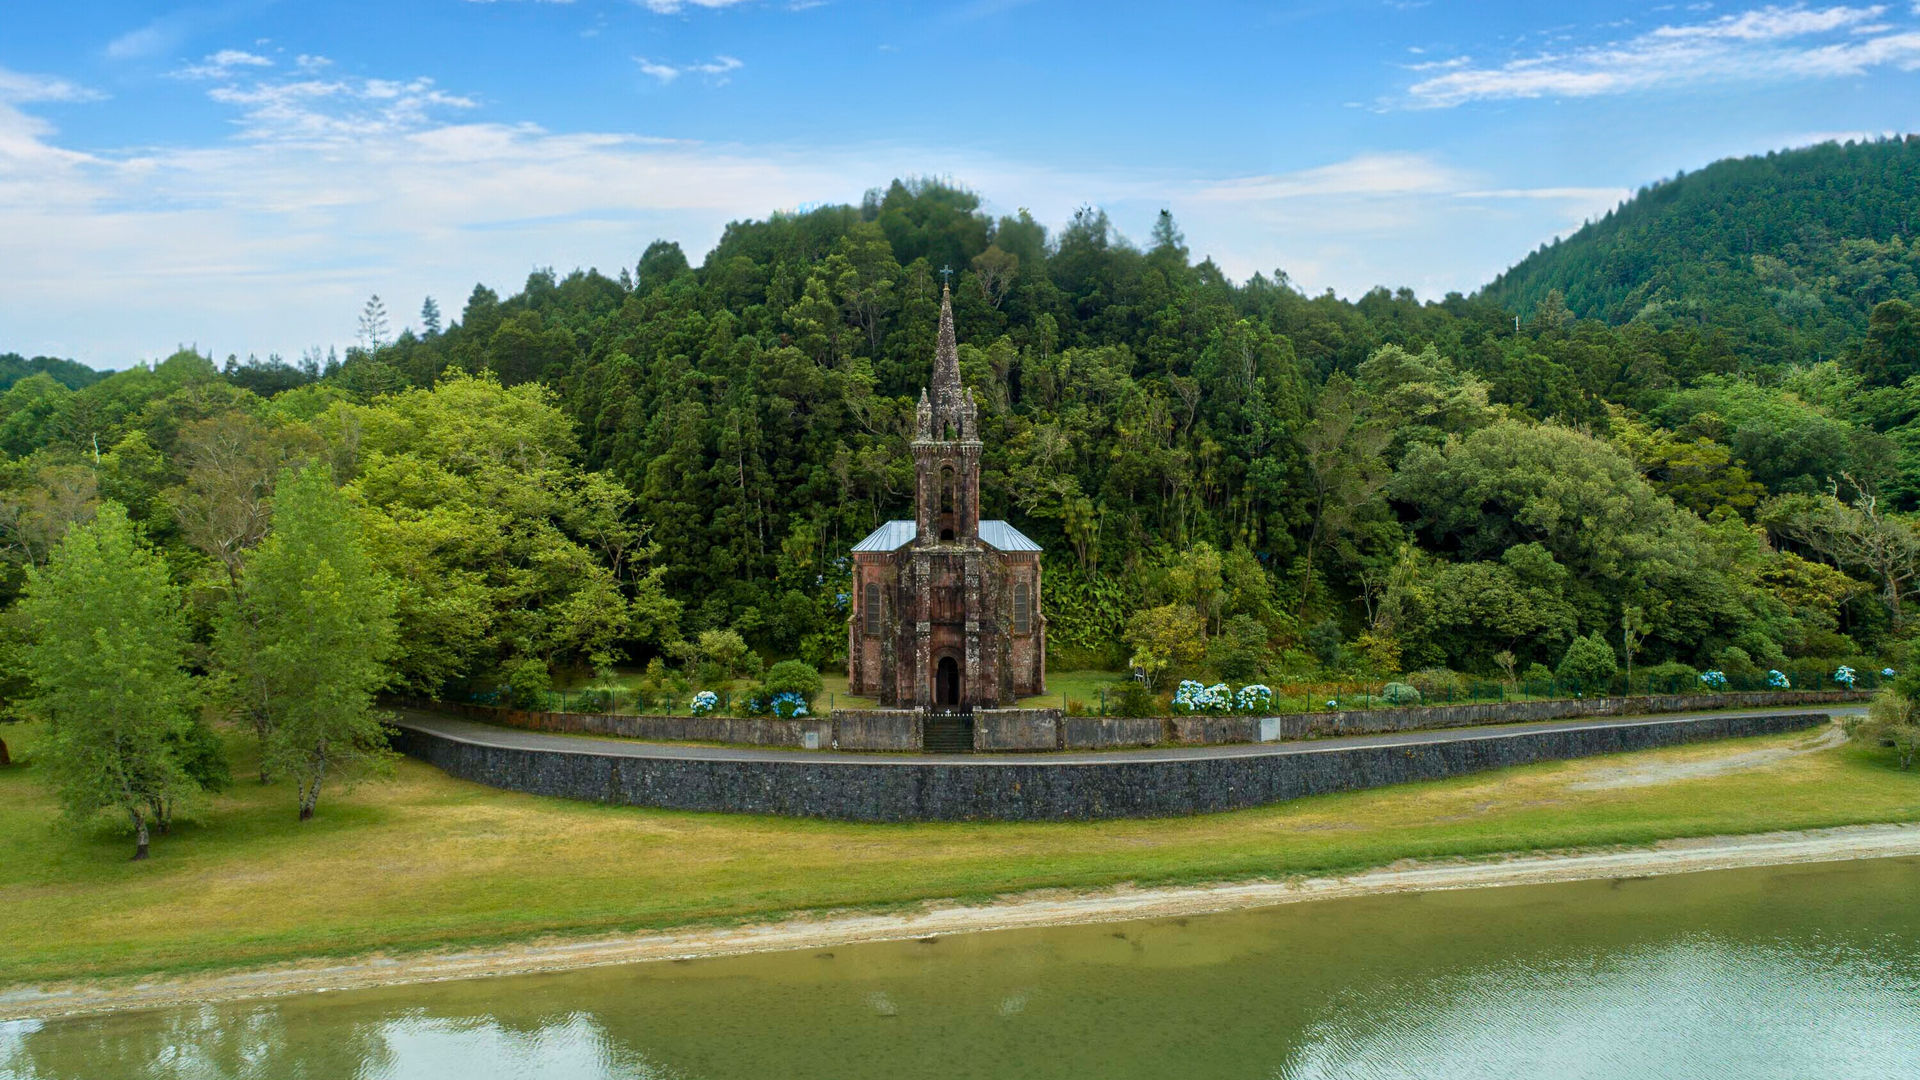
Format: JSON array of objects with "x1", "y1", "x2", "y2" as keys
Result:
[{"x1": 847, "y1": 285, "x2": 1046, "y2": 708}]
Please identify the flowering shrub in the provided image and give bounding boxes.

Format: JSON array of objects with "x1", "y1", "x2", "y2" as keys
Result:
[
  {"x1": 690, "y1": 690, "x2": 719, "y2": 716},
  {"x1": 1699, "y1": 670, "x2": 1729, "y2": 691},
  {"x1": 1235, "y1": 684, "x2": 1274, "y2": 712},
  {"x1": 1767, "y1": 670, "x2": 1790, "y2": 689},
  {"x1": 1884, "y1": 668, "x2": 1898, "y2": 678},
  {"x1": 1835, "y1": 665, "x2": 1857, "y2": 688},
  {"x1": 1173, "y1": 682, "x2": 1233, "y2": 712},
  {"x1": 1171, "y1": 680, "x2": 1206, "y2": 713},
  {"x1": 771, "y1": 691, "x2": 810, "y2": 718},
  {"x1": 1326, "y1": 698, "x2": 1339, "y2": 710}
]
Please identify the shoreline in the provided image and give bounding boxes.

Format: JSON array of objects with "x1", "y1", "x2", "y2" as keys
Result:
[{"x1": 7, "y1": 820, "x2": 1919, "y2": 1023}]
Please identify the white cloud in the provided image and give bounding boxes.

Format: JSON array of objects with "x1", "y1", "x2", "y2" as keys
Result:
[
  {"x1": 0, "y1": 61, "x2": 1740, "y2": 367},
  {"x1": 641, "y1": 0, "x2": 756, "y2": 12},
  {"x1": 634, "y1": 55, "x2": 743, "y2": 84},
  {"x1": 1195, "y1": 153, "x2": 1467, "y2": 202},
  {"x1": 171, "y1": 49, "x2": 274, "y2": 80},
  {"x1": 0, "y1": 68, "x2": 103, "y2": 104},
  {"x1": 1407, "y1": 4, "x2": 1920, "y2": 106}
]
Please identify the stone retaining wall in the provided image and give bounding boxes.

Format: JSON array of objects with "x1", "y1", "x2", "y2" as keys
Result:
[
  {"x1": 434, "y1": 689, "x2": 1865, "y2": 755},
  {"x1": 394, "y1": 710, "x2": 1831, "y2": 822}
]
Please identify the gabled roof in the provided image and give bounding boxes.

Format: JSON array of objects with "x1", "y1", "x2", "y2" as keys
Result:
[
  {"x1": 852, "y1": 520, "x2": 917, "y2": 552},
  {"x1": 979, "y1": 520, "x2": 1042, "y2": 551},
  {"x1": 850, "y1": 520, "x2": 1043, "y2": 553}
]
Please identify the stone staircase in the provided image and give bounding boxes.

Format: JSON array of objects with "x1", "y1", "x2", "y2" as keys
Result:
[{"x1": 922, "y1": 711, "x2": 975, "y2": 754}]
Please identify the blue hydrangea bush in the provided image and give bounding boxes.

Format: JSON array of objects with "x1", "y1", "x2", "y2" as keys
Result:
[
  {"x1": 1699, "y1": 670, "x2": 1729, "y2": 691},
  {"x1": 690, "y1": 690, "x2": 719, "y2": 716}
]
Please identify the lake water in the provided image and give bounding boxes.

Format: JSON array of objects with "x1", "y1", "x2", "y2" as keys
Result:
[{"x1": 6, "y1": 857, "x2": 1920, "y2": 1079}]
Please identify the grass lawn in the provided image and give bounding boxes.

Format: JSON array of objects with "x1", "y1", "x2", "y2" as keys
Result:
[
  {"x1": 2, "y1": 718, "x2": 1917, "y2": 986},
  {"x1": 1019, "y1": 668, "x2": 1129, "y2": 712}
]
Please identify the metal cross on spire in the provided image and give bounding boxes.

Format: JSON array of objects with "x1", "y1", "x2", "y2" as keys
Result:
[{"x1": 939, "y1": 264, "x2": 954, "y2": 286}]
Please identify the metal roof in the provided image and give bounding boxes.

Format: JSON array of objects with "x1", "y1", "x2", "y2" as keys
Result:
[
  {"x1": 850, "y1": 519, "x2": 1043, "y2": 553},
  {"x1": 852, "y1": 520, "x2": 917, "y2": 552},
  {"x1": 979, "y1": 520, "x2": 1042, "y2": 551}
]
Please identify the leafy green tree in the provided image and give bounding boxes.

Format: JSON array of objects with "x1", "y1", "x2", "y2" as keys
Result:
[
  {"x1": 217, "y1": 466, "x2": 398, "y2": 821},
  {"x1": 1208, "y1": 613, "x2": 1270, "y2": 682},
  {"x1": 1125, "y1": 603, "x2": 1206, "y2": 688},
  {"x1": 17, "y1": 504, "x2": 201, "y2": 859},
  {"x1": 1555, "y1": 633, "x2": 1618, "y2": 694}
]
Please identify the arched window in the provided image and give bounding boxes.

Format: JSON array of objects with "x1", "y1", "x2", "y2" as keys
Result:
[
  {"x1": 864, "y1": 582, "x2": 882, "y2": 636},
  {"x1": 1012, "y1": 581, "x2": 1031, "y2": 634},
  {"x1": 939, "y1": 466, "x2": 955, "y2": 514}
]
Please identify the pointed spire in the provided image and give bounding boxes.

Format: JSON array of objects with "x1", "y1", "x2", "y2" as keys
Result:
[{"x1": 932, "y1": 282, "x2": 961, "y2": 394}]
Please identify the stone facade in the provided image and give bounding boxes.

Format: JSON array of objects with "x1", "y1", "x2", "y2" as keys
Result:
[{"x1": 848, "y1": 285, "x2": 1046, "y2": 708}]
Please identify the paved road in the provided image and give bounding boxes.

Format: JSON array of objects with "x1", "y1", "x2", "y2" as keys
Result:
[{"x1": 393, "y1": 704, "x2": 1861, "y2": 768}]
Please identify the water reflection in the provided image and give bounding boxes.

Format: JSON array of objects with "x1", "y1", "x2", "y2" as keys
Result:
[{"x1": 6, "y1": 858, "x2": 1920, "y2": 1080}]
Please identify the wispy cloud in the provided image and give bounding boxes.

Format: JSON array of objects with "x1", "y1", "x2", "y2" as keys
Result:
[
  {"x1": 1406, "y1": 4, "x2": 1920, "y2": 107},
  {"x1": 641, "y1": 0, "x2": 757, "y2": 13},
  {"x1": 0, "y1": 68, "x2": 104, "y2": 104},
  {"x1": 1195, "y1": 153, "x2": 1467, "y2": 202},
  {"x1": 634, "y1": 55, "x2": 744, "y2": 84},
  {"x1": 171, "y1": 49, "x2": 273, "y2": 80}
]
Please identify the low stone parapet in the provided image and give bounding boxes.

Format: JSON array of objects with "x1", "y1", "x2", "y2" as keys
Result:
[
  {"x1": 440, "y1": 702, "x2": 833, "y2": 748},
  {"x1": 974, "y1": 709, "x2": 1064, "y2": 751},
  {"x1": 425, "y1": 688, "x2": 1867, "y2": 755},
  {"x1": 825, "y1": 710, "x2": 923, "y2": 752},
  {"x1": 1060, "y1": 716, "x2": 1164, "y2": 750}
]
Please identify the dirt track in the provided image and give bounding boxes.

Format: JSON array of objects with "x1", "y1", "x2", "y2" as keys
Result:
[{"x1": 7, "y1": 821, "x2": 1919, "y2": 1023}]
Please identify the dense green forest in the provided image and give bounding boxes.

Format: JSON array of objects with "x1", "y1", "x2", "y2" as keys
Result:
[
  {"x1": 7, "y1": 141, "x2": 1920, "y2": 723},
  {"x1": 1484, "y1": 137, "x2": 1920, "y2": 366}
]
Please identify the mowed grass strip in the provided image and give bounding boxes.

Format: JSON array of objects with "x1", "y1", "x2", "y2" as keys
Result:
[{"x1": 1, "y1": 719, "x2": 1916, "y2": 985}]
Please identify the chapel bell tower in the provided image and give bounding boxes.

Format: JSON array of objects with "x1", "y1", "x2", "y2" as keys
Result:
[{"x1": 913, "y1": 284, "x2": 981, "y2": 546}]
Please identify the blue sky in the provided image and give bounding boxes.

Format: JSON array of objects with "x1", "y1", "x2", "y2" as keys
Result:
[{"x1": 2, "y1": 1, "x2": 1917, "y2": 366}]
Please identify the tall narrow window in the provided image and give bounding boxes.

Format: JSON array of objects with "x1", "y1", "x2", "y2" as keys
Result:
[
  {"x1": 939, "y1": 466, "x2": 955, "y2": 513},
  {"x1": 1013, "y1": 581, "x2": 1031, "y2": 634},
  {"x1": 864, "y1": 582, "x2": 882, "y2": 636}
]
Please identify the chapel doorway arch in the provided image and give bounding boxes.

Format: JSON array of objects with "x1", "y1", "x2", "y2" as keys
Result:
[{"x1": 936, "y1": 655, "x2": 962, "y2": 706}]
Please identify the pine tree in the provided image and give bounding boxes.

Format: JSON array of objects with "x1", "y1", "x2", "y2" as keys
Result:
[
  {"x1": 358, "y1": 294, "x2": 390, "y2": 353},
  {"x1": 419, "y1": 296, "x2": 442, "y2": 337},
  {"x1": 18, "y1": 504, "x2": 201, "y2": 859}
]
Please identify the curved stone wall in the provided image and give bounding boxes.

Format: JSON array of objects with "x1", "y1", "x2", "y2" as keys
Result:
[{"x1": 394, "y1": 710, "x2": 1831, "y2": 822}]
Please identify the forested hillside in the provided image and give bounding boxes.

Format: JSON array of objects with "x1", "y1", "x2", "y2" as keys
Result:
[
  {"x1": 0, "y1": 353, "x2": 107, "y2": 393},
  {"x1": 6, "y1": 167, "x2": 1920, "y2": 713},
  {"x1": 1483, "y1": 137, "x2": 1920, "y2": 365}
]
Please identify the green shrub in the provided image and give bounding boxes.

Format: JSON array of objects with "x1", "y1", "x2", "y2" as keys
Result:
[
  {"x1": 761, "y1": 660, "x2": 823, "y2": 706},
  {"x1": 1406, "y1": 668, "x2": 1466, "y2": 699},
  {"x1": 1556, "y1": 634, "x2": 1618, "y2": 693},
  {"x1": 1115, "y1": 680, "x2": 1157, "y2": 718},
  {"x1": 504, "y1": 656, "x2": 552, "y2": 708},
  {"x1": 1382, "y1": 682, "x2": 1422, "y2": 706},
  {"x1": 1636, "y1": 661, "x2": 1699, "y2": 693}
]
